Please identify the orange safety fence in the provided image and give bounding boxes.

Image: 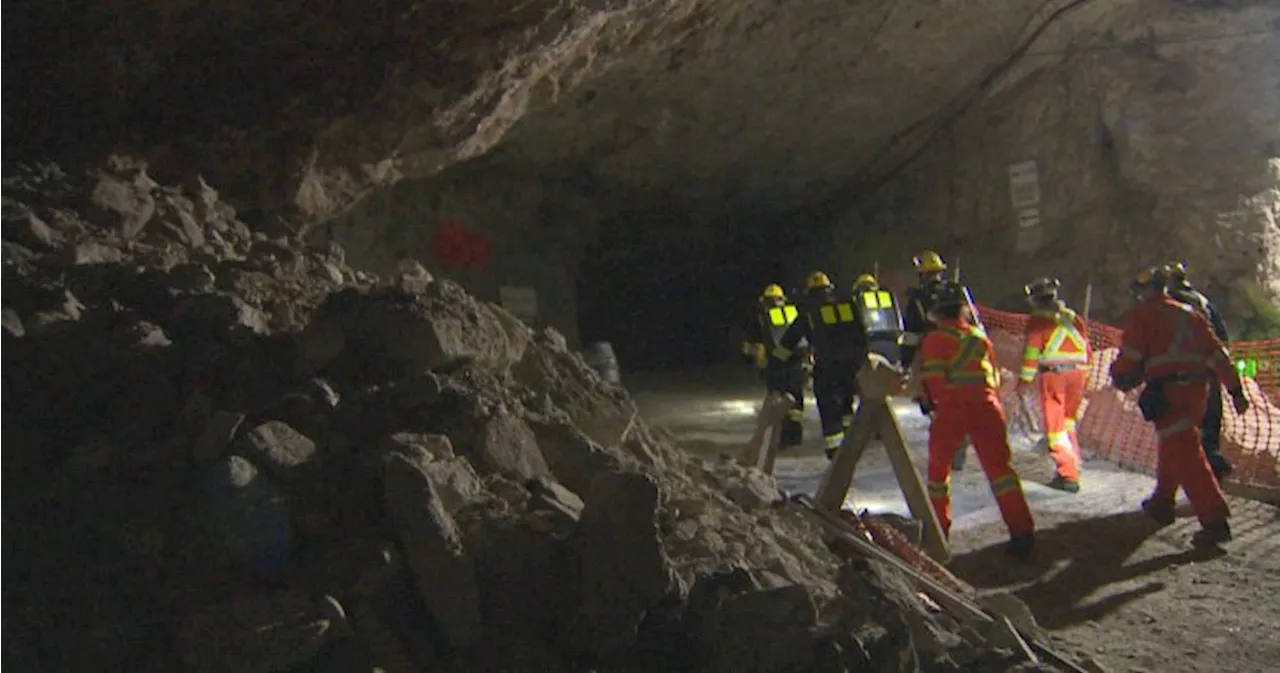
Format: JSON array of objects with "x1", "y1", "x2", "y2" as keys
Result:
[{"x1": 976, "y1": 304, "x2": 1280, "y2": 497}]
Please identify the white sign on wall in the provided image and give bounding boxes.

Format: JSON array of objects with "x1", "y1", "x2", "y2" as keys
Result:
[
  {"x1": 1008, "y1": 160, "x2": 1041, "y2": 209},
  {"x1": 1010, "y1": 160, "x2": 1044, "y2": 253},
  {"x1": 499, "y1": 286, "x2": 539, "y2": 323},
  {"x1": 1015, "y1": 207, "x2": 1042, "y2": 253}
]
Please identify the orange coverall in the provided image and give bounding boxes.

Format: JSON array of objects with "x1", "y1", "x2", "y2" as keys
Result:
[
  {"x1": 921, "y1": 318, "x2": 1035, "y2": 539},
  {"x1": 1020, "y1": 307, "x2": 1091, "y2": 482},
  {"x1": 1110, "y1": 295, "x2": 1243, "y2": 524}
]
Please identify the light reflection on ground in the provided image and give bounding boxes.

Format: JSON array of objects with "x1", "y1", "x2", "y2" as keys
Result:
[{"x1": 630, "y1": 367, "x2": 1162, "y2": 532}]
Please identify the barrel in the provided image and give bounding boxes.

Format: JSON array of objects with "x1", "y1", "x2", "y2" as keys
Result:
[{"x1": 582, "y1": 341, "x2": 622, "y2": 385}]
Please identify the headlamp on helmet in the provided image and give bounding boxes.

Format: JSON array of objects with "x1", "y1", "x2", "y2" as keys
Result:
[
  {"x1": 1161, "y1": 261, "x2": 1189, "y2": 288},
  {"x1": 1024, "y1": 277, "x2": 1061, "y2": 301}
]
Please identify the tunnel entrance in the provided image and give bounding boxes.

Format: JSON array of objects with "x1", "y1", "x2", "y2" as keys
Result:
[{"x1": 575, "y1": 206, "x2": 813, "y2": 372}]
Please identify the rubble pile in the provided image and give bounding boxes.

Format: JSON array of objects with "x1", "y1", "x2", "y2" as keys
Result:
[{"x1": 3, "y1": 160, "x2": 1048, "y2": 673}]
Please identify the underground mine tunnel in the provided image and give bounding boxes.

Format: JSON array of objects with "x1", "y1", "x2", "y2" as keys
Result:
[{"x1": 4, "y1": 1, "x2": 1280, "y2": 673}]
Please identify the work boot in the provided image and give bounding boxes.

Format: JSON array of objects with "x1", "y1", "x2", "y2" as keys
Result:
[
  {"x1": 1005, "y1": 533, "x2": 1035, "y2": 561},
  {"x1": 825, "y1": 448, "x2": 837, "y2": 462},
  {"x1": 1047, "y1": 475, "x2": 1081, "y2": 494},
  {"x1": 1191, "y1": 520, "x2": 1232, "y2": 548},
  {"x1": 1141, "y1": 497, "x2": 1176, "y2": 527}
]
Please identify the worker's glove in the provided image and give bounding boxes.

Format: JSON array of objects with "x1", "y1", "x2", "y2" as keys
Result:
[
  {"x1": 753, "y1": 343, "x2": 769, "y2": 369},
  {"x1": 1230, "y1": 388, "x2": 1250, "y2": 415}
]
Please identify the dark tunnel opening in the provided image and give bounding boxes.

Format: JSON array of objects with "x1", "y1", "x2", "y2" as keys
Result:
[{"x1": 576, "y1": 207, "x2": 818, "y2": 372}]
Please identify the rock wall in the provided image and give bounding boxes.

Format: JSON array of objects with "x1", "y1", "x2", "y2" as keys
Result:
[
  {"x1": 316, "y1": 162, "x2": 608, "y2": 348},
  {"x1": 5, "y1": 0, "x2": 1102, "y2": 232},
  {"x1": 803, "y1": 1, "x2": 1280, "y2": 333}
]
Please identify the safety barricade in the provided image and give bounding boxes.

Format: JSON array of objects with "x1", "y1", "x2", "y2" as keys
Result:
[{"x1": 977, "y1": 304, "x2": 1280, "y2": 496}]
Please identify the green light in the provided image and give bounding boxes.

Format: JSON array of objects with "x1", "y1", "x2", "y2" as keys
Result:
[{"x1": 1234, "y1": 357, "x2": 1258, "y2": 378}]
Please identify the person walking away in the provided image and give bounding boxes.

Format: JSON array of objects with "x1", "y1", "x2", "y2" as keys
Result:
[
  {"x1": 915, "y1": 280, "x2": 1036, "y2": 559},
  {"x1": 1017, "y1": 278, "x2": 1089, "y2": 493},
  {"x1": 772, "y1": 271, "x2": 867, "y2": 459},
  {"x1": 1161, "y1": 262, "x2": 1234, "y2": 483},
  {"x1": 741, "y1": 284, "x2": 806, "y2": 447},
  {"x1": 901, "y1": 250, "x2": 970, "y2": 471},
  {"x1": 900, "y1": 250, "x2": 949, "y2": 367},
  {"x1": 1110, "y1": 266, "x2": 1249, "y2": 547},
  {"x1": 852, "y1": 273, "x2": 905, "y2": 365}
]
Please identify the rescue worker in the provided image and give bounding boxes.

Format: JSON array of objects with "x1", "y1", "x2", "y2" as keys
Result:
[
  {"x1": 901, "y1": 250, "x2": 949, "y2": 367},
  {"x1": 901, "y1": 250, "x2": 970, "y2": 471},
  {"x1": 852, "y1": 273, "x2": 905, "y2": 365},
  {"x1": 741, "y1": 284, "x2": 806, "y2": 447},
  {"x1": 1017, "y1": 278, "x2": 1089, "y2": 493},
  {"x1": 772, "y1": 271, "x2": 866, "y2": 459},
  {"x1": 1161, "y1": 262, "x2": 1233, "y2": 483},
  {"x1": 1110, "y1": 266, "x2": 1249, "y2": 547},
  {"x1": 916, "y1": 280, "x2": 1036, "y2": 559}
]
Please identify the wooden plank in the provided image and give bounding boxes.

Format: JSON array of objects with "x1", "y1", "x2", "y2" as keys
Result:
[
  {"x1": 815, "y1": 401, "x2": 877, "y2": 510},
  {"x1": 878, "y1": 405, "x2": 950, "y2": 563},
  {"x1": 738, "y1": 393, "x2": 788, "y2": 473},
  {"x1": 760, "y1": 392, "x2": 795, "y2": 475}
]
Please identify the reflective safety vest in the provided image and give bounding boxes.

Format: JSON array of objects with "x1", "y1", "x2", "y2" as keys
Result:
[
  {"x1": 1020, "y1": 308, "x2": 1089, "y2": 381},
  {"x1": 1142, "y1": 301, "x2": 1216, "y2": 376},
  {"x1": 920, "y1": 321, "x2": 1000, "y2": 398},
  {"x1": 759, "y1": 303, "x2": 800, "y2": 347},
  {"x1": 855, "y1": 289, "x2": 904, "y2": 343},
  {"x1": 807, "y1": 299, "x2": 864, "y2": 362},
  {"x1": 1111, "y1": 295, "x2": 1242, "y2": 398}
]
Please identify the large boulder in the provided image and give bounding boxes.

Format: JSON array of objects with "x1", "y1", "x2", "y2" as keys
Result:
[
  {"x1": 301, "y1": 280, "x2": 522, "y2": 375},
  {"x1": 450, "y1": 410, "x2": 550, "y2": 482},
  {"x1": 524, "y1": 411, "x2": 631, "y2": 496},
  {"x1": 570, "y1": 469, "x2": 680, "y2": 661},
  {"x1": 383, "y1": 433, "x2": 486, "y2": 514},
  {"x1": 88, "y1": 171, "x2": 155, "y2": 239},
  {"x1": 232, "y1": 421, "x2": 320, "y2": 481},
  {"x1": 382, "y1": 452, "x2": 483, "y2": 650}
]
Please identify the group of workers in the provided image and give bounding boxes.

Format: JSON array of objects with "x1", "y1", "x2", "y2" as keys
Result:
[{"x1": 741, "y1": 250, "x2": 1247, "y2": 558}]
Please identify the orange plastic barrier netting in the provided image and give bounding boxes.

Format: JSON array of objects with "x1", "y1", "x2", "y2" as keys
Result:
[{"x1": 976, "y1": 304, "x2": 1280, "y2": 495}]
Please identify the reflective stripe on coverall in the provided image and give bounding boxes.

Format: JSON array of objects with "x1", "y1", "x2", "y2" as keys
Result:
[
  {"x1": 921, "y1": 319, "x2": 1035, "y2": 539},
  {"x1": 1020, "y1": 307, "x2": 1090, "y2": 481},
  {"x1": 1109, "y1": 296, "x2": 1244, "y2": 524}
]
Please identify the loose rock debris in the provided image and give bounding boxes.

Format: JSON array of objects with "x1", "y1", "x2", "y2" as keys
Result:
[{"x1": 2, "y1": 159, "x2": 1065, "y2": 672}]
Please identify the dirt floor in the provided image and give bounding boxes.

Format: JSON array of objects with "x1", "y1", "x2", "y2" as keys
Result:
[
  {"x1": 630, "y1": 367, "x2": 1280, "y2": 673},
  {"x1": 950, "y1": 498, "x2": 1280, "y2": 673}
]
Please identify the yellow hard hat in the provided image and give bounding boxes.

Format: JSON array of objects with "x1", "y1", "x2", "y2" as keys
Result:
[
  {"x1": 853, "y1": 273, "x2": 878, "y2": 291},
  {"x1": 805, "y1": 271, "x2": 833, "y2": 291},
  {"x1": 761, "y1": 283, "x2": 785, "y2": 300},
  {"x1": 913, "y1": 250, "x2": 947, "y2": 273}
]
